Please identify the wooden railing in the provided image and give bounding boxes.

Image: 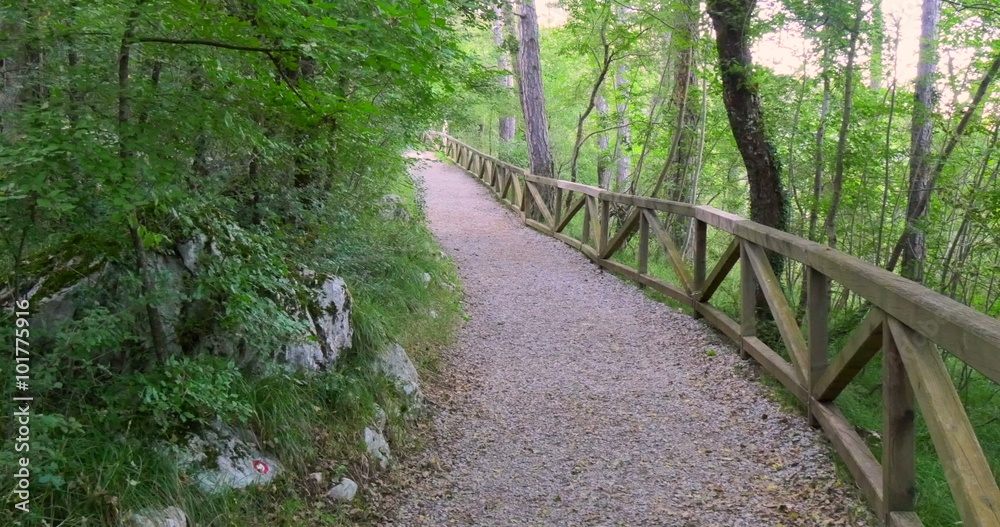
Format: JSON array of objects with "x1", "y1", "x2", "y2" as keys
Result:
[{"x1": 424, "y1": 131, "x2": 1000, "y2": 526}]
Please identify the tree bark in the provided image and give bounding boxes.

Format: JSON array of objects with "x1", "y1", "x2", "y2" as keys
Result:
[
  {"x1": 899, "y1": 0, "x2": 942, "y2": 283},
  {"x1": 516, "y1": 0, "x2": 555, "y2": 183},
  {"x1": 667, "y1": 0, "x2": 699, "y2": 205},
  {"x1": 494, "y1": 3, "x2": 516, "y2": 142},
  {"x1": 707, "y1": 0, "x2": 789, "y2": 271}
]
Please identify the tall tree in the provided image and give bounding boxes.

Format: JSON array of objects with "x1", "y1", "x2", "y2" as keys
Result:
[
  {"x1": 494, "y1": 3, "x2": 516, "y2": 142},
  {"x1": 706, "y1": 0, "x2": 789, "y2": 254},
  {"x1": 824, "y1": 0, "x2": 865, "y2": 250},
  {"x1": 898, "y1": 0, "x2": 942, "y2": 282},
  {"x1": 596, "y1": 91, "x2": 612, "y2": 188},
  {"x1": 516, "y1": 0, "x2": 555, "y2": 181},
  {"x1": 612, "y1": 4, "x2": 632, "y2": 190}
]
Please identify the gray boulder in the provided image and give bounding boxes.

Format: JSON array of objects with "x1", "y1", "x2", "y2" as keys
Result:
[
  {"x1": 377, "y1": 343, "x2": 424, "y2": 408},
  {"x1": 364, "y1": 427, "x2": 391, "y2": 468},
  {"x1": 284, "y1": 274, "x2": 353, "y2": 371},
  {"x1": 327, "y1": 478, "x2": 359, "y2": 502}
]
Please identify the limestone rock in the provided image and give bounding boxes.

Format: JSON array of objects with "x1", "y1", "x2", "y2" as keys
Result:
[
  {"x1": 124, "y1": 506, "x2": 188, "y2": 527},
  {"x1": 327, "y1": 478, "x2": 359, "y2": 502},
  {"x1": 378, "y1": 194, "x2": 411, "y2": 221},
  {"x1": 177, "y1": 232, "x2": 208, "y2": 273},
  {"x1": 176, "y1": 421, "x2": 281, "y2": 493},
  {"x1": 284, "y1": 274, "x2": 353, "y2": 371},
  {"x1": 377, "y1": 343, "x2": 424, "y2": 406},
  {"x1": 364, "y1": 427, "x2": 391, "y2": 468},
  {"x1": 373, "y1": 404, "x2": 388, "y2": 431}
]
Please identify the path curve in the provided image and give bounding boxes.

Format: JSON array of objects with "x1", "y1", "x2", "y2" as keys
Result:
[{"x1": 391, "y1": 155, "x2": 872, "y2": 526}]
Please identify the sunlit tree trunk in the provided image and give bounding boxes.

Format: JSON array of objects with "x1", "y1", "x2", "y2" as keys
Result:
[
  {"x1": 900, "y1": 0, "x2": 941, "y2": 282},
  {"x1": 494, "y1": 3, "x2": 515, "y2": 142},
  {"x1": 612, "y1": 5, "x2": 631, "y2": 191}
]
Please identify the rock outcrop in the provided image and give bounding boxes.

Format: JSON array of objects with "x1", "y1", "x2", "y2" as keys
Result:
[{"x1": 283, "y1": 273, "x2": 353, "y2": 371}]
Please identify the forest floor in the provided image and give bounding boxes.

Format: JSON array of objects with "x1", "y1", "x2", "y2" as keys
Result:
[{"x1": 383, "y1": 154, "x2": 876, "y2": 526}]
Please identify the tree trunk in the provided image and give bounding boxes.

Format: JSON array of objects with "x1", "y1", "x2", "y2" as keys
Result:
[
  {"x1": 597, "y1": 92, "x2": 611, "y2": 188},
  {"x1": 119, "y1": 2, "x2": 170, "y2": 363},
  {"x1": 613, "y1": 62, "x2": 631, "y2": 190},
  {"x1": 612, "y1": 4, "x2": 631, "y2": 191},
  {"x1": 668, "y1": 0, "x2": 699, "y2": 205},
  {"x1": 870, "y1": 0, "x2": 885, "y2": 90},
  {"x1": 706, "y1": 0, "x2": 788, "y2": 271},
  {"x1": 494, "y1": 3, "x2": 516, "y2": 142},
  {"x1": 569, "y1": 36, "x2": 612, "y2": 185},
  {"x1": 516, "y1": 0, "x2": 555, "y2": 183},
  {"x1": 824, "y1": 0, "x2": 864, "y2": 250},
  {"x1": 808, "y1": 68, "x2": 831, "y2": 243},
  {"x1": 897, "y1": 0, "x2": 938, "y2": 282}
]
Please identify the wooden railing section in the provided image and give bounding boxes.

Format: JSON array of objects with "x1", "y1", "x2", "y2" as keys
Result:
[{"x1": 424, "y1": 131, "x2": 1000, "y2": 526}]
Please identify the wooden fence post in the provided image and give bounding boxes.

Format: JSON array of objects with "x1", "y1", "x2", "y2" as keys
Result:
[
  {"x1": 807, "y1": 266, "x2": 829, "y2": 426},
  {"x1": 694, "y1": 219, "x2": 707, "y2": 319},
  {"x1": 739, "y1": 241, "x2": 756, "y2": 360},
  {"x1": 554, "y1": 187, "x2": 563, "y2": 228},
  {"x1": 599, "y1": 199, "x2": 610, "y2": 256},
  {"x1": 883, "y1": 319, "x2": 916, "y2": 521},
  {"x1": 638, "y1": 211, "x2": 650, "y2": 289},
  {"x1": 581, "y1": 197, "x2": 591, "y2": 246}
]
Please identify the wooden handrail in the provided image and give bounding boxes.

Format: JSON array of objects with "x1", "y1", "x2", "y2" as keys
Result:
[{"x1": 423, "y1": 131, "x2": 1000, "y2": 527}]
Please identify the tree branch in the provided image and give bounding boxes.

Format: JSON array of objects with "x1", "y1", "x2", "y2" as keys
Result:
[{"x1": 136, "y1": 37, "x2": 295, "y2": 53}]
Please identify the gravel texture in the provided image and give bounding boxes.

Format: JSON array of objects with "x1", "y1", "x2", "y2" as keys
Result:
[{"x1": 389, "y1": 154, "x2": 873, "y2": 526}]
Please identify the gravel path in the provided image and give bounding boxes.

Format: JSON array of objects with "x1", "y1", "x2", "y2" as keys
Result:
[{"x1": 390, "y1": 154, "x2": 873, "y2": 526}]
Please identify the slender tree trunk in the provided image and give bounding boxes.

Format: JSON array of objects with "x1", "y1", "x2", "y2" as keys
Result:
[
  {"x1": 870, "y1": 0, "x2": 885, "y2": 90},
  {"x1": 824, "y1": 0, "x2": 863, "y2": 249},
  {"x1": 631, "y1": 37, "x2": 673, "y2": 186},
  {"x1": 119, "y1": 2, "x2": 170, "y2": 363},
  {"x1": 613, "y1": 62, "x2": 631, "y2": 190},
  {"x1": 682, "y1": 76, "x2": 709, "y2": 260},
  {"x1": 887, "y1": 17, "x2": 1000, "y2": 277},
  {"x1": 898, "y1": 0, "x2": 942, "y2": 282},
  {"x1": 494, "y1": 3, "x2": 515, "y2": 142},
  {"x1": 516, "y1": 0, "x2": 555, "y2": 183},
  {"x1": 808, "y1": 69, "x2": 831, "y2": 243},
  {"x1": 597, "y1": 92, "x2": 612, "y2": 188},
  {"x1": 612, "y1": 4, "x2": 631, "y2": 190},
  {"x1": 569, "y1": 43, "x2": 612, "y2": 184},
  {"x1": 668, "y1": 0, "x2": 699, "y2": 206},
  {"x1": 707, "y1": 0, "x2": 789, "y2": 272}
]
